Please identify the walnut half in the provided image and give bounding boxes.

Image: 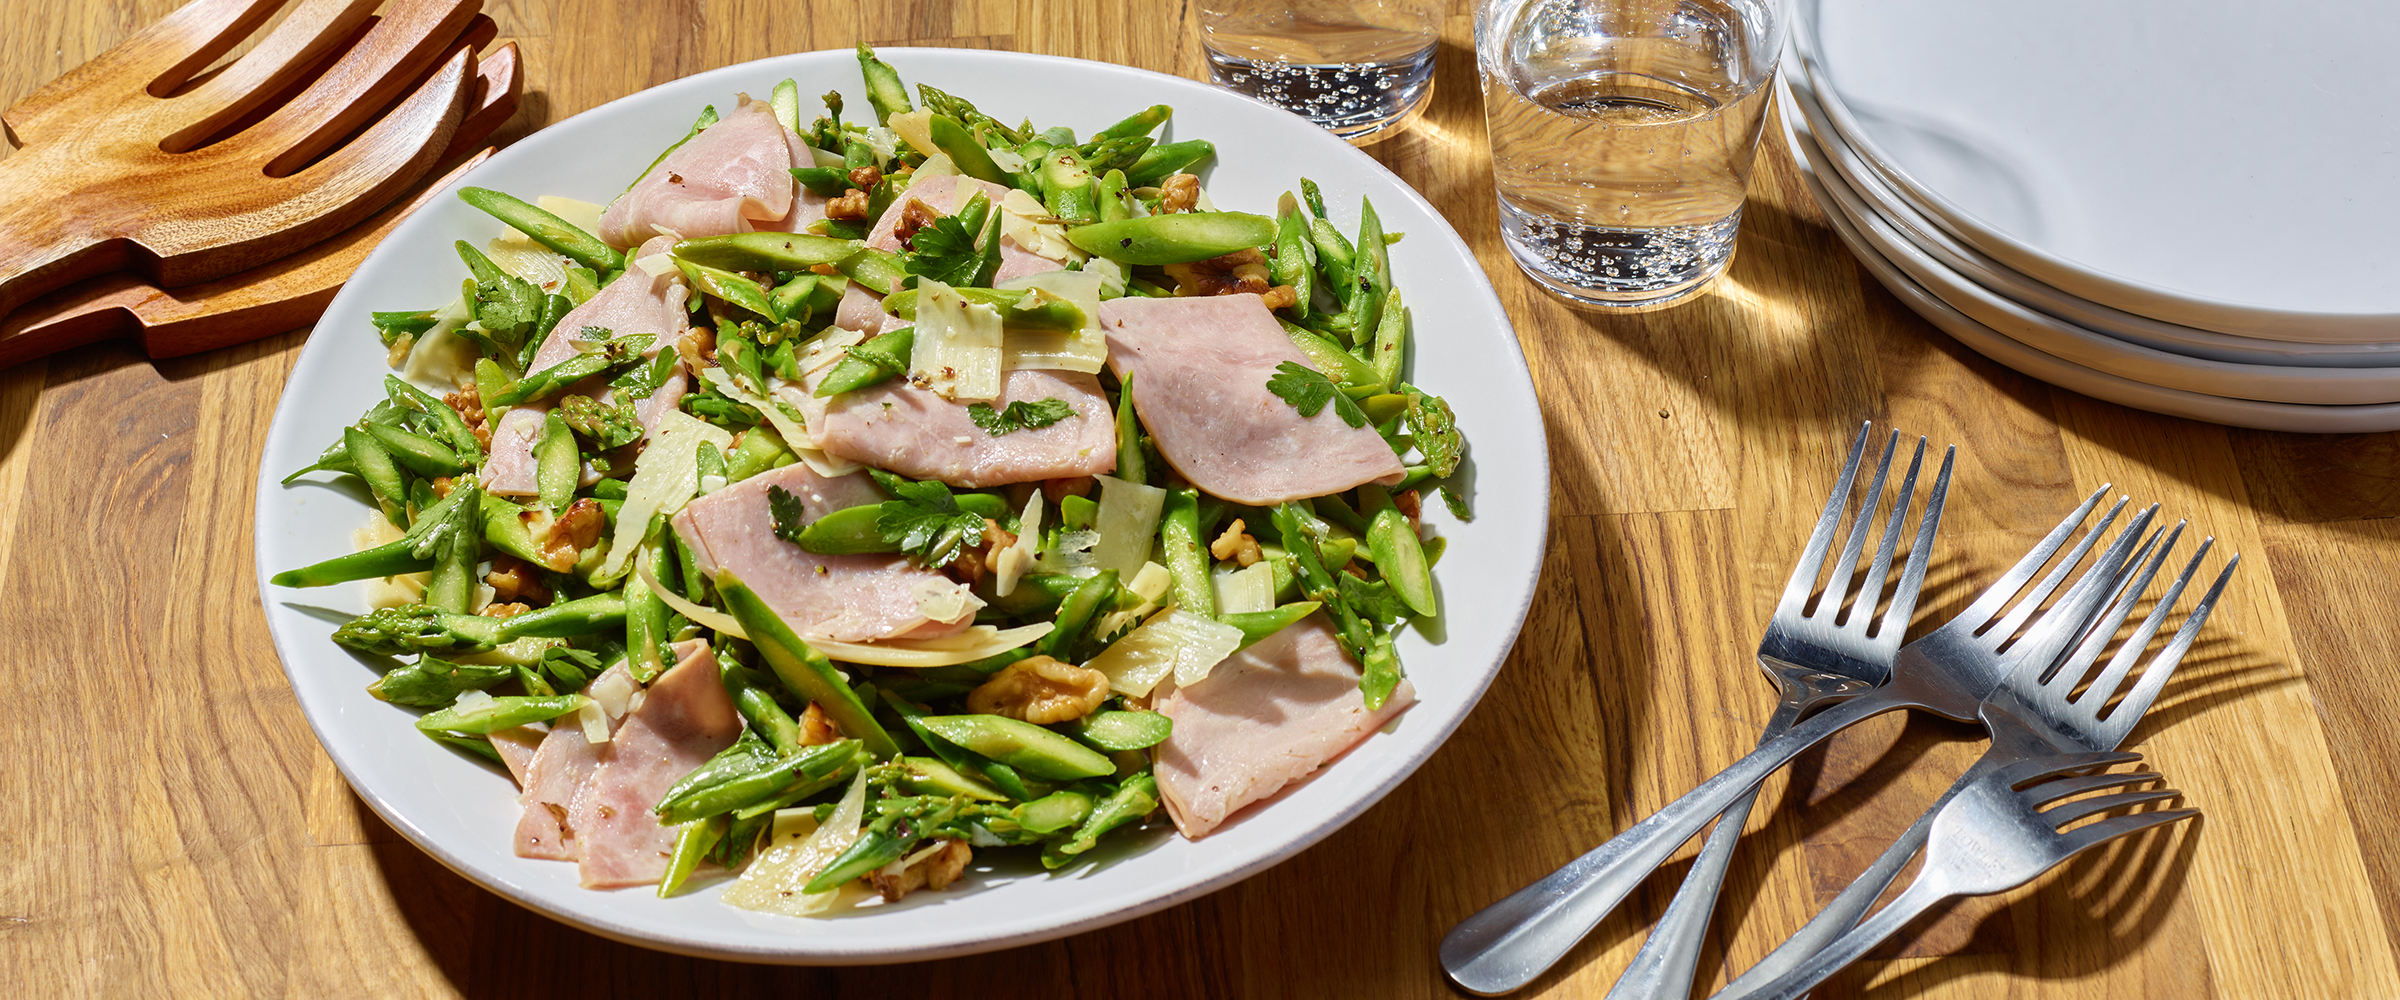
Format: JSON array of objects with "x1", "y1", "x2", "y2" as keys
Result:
[
  {"x1": 965, "y1": 656, "x2": 1110, "y2": 724},
  {"x1": 868, "y1": 840, "x2": 972, "y2": 903}
]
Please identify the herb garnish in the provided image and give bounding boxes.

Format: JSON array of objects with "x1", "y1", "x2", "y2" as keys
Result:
[
  {"x1": 967, "y1": 398, "x2": 1077, "y2": 436},
  {"x1": 1265, "y1": 361, "x2": 1367, "y2": 428}
]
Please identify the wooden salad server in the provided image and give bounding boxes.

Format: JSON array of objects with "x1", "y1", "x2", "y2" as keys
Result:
[
  {"x1": 0, "y1": 0, "x2": 491, "y2": 322},
  {"x1": 0, "y1": 42, "x2": 519, "y2": 369}
]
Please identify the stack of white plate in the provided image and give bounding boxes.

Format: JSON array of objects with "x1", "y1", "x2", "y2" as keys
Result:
[{"x1": 1780, "y1": 0, "x2": 2400, "y2": 432}]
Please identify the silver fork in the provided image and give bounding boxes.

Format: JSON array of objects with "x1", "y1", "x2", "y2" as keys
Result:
[
  {"x1": 1723, "y1": 753, "x2": 2201, "y2": 1000},
  {"x1": 1715, "y1": 525, "x2": 2238, "y2": 997},
  {"x1": 1599, "y1": 422, "x2": 1951, "y2": 1000},
  {"x1": 1440, "y1": 484, "x2": 2156, "y2": 996}
]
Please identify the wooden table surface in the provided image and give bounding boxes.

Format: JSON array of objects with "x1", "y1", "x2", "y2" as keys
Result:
[{"x1": 8, "y1": 1, "x2": 2399, "y2": 996}]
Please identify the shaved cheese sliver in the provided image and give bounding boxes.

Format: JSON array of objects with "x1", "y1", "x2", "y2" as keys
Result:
[
  {"x1": 453, "y1": 689, "x2": 497, "y2": 712},
  {"x1": 986, "y1": 146, "x2": 1026, "y2": 173},
  {"x1": 912, "y1": 576, "x2": 986, "y2": 624},
  {"x1": 636, "y1": 549, "x2": 745, "y2": 639},
  {"x1": 1213, "y1": 562, "x2": 1276, "y2": 615},
  {"x1": 576, "y1": 700, "x2": 612, "y2": 744},
  {"x1": 911, "y1": 152, "x2": 959, "y2": 179},
  {"x1": 1082, "y1": 257, "x2": 1128, "y2": 297},
  {"x1": 353, "y1": 514, "x2": 428, "y2": 609},
  {"x1": 401, "y1": 296, "x2": 475, "y2": 386},
  {"x1": 722, "y1": 770, "x2": 871, "y2": 916},
  {"x1": 1035, "y1": 527, "x2": 1102, "y2": 575},
  {"x1": 995, "y1": 491, "x2": 1044, "y2": 598},
  {"x1": 807, "y1": 144, "x2": 845, "y2": 168},
  {"x1": 1086, "y1": 608, "x2": 1244, "y2": 697},
  {"x1": 1095, "y1": 561, "x2": 1173, "y2": 638},
  {"x1": 909, "y1": 279, "x2": 1004, "y2": 401},
  {"x1": 1091, "y1": 475, "x2": 1167, "y2": 576},
  {"x1": 997, "y1": 270, "x2": 1108, "y2": 373},
  {"x1": 588, "y1": 668, "x2": 640, "y2": 719},
  {"x1": 633, "y1": 252, "x2": 680, "y2": 277},
  {"x1": 998, "y1": 188, "x2": 1086, "y2": 265},
  {"x1": 808, "y1": 623, "x2": 1052, "y2": 667},
  {"x1": 536, "y1": 195, "x2": 606, "y2": 235},
  {"x1": 596, "y1": 409, "x2": 730, "y2": 581},
  {"x1": 886, "y1": 110, "x2": 937, "y2": 157},
  {"x1": 486, "y1": 231, "x2": 570, "y2": 292}
]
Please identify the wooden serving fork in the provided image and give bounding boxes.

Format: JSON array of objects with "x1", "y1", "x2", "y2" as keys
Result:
[
  {"x1": 0, "y1": 42, "x2": 520, "y2": 368},
  {"x1": 0, "y1": 0, "x2": 490, "y2": 321}
]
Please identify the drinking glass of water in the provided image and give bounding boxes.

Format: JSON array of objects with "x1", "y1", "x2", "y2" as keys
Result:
[
  {"x1": 1477, "y1": 0, "x2": 1786, "y2": 307},
  {"x1": 1199, "y1": 0, "x2": 1444, "y2": 144}
]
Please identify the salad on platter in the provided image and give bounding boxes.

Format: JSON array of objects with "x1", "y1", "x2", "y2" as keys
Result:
[{"x1": 271, "y1": 45, "x2": 1471, "y2": 916}]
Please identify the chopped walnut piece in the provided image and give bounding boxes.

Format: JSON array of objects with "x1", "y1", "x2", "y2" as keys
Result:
[
  {"x1": 537, "y1": 498, "x2": 607, "y2": 572},
  {"x1": 1259, "y1": 284, "x2": 1299, "y2": 309},
  {"x1": 966, "y1": 656, "x2": 1111, "y2": 724},
  {"x1": 443, "y1": 383, "x2": 492, "y2": 450},
  {"x1": 1164, "y1": 249, "x2": 1273, "y2": 298},
  {"x1": 895, "y1": 200, "x2": 942, "y2": 250},
  {"x1": 677, "y1": 328, "x2": 718, "y2": 372},
  {"x1": 798, "y1": 702, "x2": 838, "y2": 745},
  {"x1": 847, "y1": 165, "x2": 883, "y2": 190},
  {"x1": 1394, "y1": 488, "x2": 1422, "y2": 524},
  {"x1": 868, "y1": 840, "x2": 972, "y2": 902},
  {"x1": 479, "y1": 602, "x2": 531, "y2": 618},
  {"x1": 1159, "y1": 172, "x2": 1200, "y2": 214},
  {"x1": 428, "y1": 476, "x2": 456, "y2": 500},
  {"x1": 809, "y1": 262, "x2": 841, "y2": 275},
  {"x1": 1210, "y1": 518, "x2": 1264, "y2": 567},
  {"x1": 825, "y1": 188, "x2": 871, "y2": 221},
  {"x1": 1042, "y1": 476, "x2": 1096, "y2": 504},
  {"x1": 485, "y1": 555, "x2": 552, "y2": 606},
  {"x1": 981, "y1": 520, "x2": 1018, "y2": 576}
]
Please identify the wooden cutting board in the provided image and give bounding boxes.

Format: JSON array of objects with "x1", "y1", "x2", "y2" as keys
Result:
[{"x1": 4, "y1": 2, "x2": 2397, "y2": 997}]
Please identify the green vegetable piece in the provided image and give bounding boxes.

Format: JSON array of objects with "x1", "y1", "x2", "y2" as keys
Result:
[
  {"x1": 789, "y1": 165, "x2": 851, "y2": 198},
  {"x1": 725, "y1": 427, "x2": 795, "y2": 483},
  {"x1": 812, "y1": 326, "x2": 915, "y2": 398},
  {"x1": 458, "y1": 187, "x2": 623, "y2": 273},
  {"x1": 1097, "y1": 104, "x2": 1172, "y2": 141},
  {"x1": 421, "y1": 481, "x2": 482, "y2": 614},
  {"x1": 656, "y1": 738, "x2": 863, "y2": 825},
  {"x1": 1095, "y1": 168, "x2": 1132, "y2": 224},
  {"x1": 1219, "y1": 601, "x2": 1322, "y2": 651},
  {"x1": 719, "y1": 572, "x2": 900, "y2": 759},
  {"x1": 1059, "y1": 494, "x2": 1099, "y2": 532},
  {"x1": 981, "y1": 572, "x2": 1079, "y2": 620},
  {"x1": 1077, "y1": 135, "x2": 1153, "y2": 176},
  {"x1": 1043, "y1": 771, "x2": 1159, "y2": 868},
  {"x1": 1405, "y1": 387, "x2": 1464, "y2": 480},
  {"x1": 1071, "y1": 710, "x2": 1173, "y2": 752},
  {"x1": 333, "y1": 605, "x2": 505, "y2": 656},
  {"x1": 867, "y1": 474, "x2": 1006, "y2": 566},
  {"x1": 1042, "y1": 568, "x2": 1120, "y2": 663},
  {"x1": 914, "y1": 715, "x2": 1115, "y2": 780},
  {"x1": 1016, "y1": 789, "x2": 1095, "y2": 834},
  {"x1": 269, "y1": 481, "x2": 476, "y2": 587},
  {"x1": 659, "y1": 816, "x2": 727, "y2": 897},
  {"x1": 383, "y1": 375, "x2": 481, "y2": 461},
  {"x1": 1124, "y1": 139, "x2": 1216, "y2": 187},
  {"x1": 1266, "y1": 361, "x2": 1369, "y2": 428},
  {"x1": 878, "y1": 286, "x2": 1085, "y2": 330},
  {"x1": 1367, "y1": 507, "x2": 1437, "y2": 617},
  {"x1": 769, "y1": 77, "x2": 802, "y2": 133},
  {"x1": 1038, "y1": 149, "x2": 1098, "y2": 226},
  {"x1": 1273, "y1": 207, "x2": 1316, "y2": 317},
  {"x1": 1161, "y1": 488, "x2": 1213, "y2": 617},
  {"x1": 967, "y1": 398, "x2": 1078, "y2": 437},
  {"x1": 531, "y1": 411, "x2": 577, "y2": 511},
  {"x1": 489, "y1": 331, "x2": 655, "y2": 407},
  {"x1": 1281, "y1": 321, "x2": 1379, "y2": 387},
  {"x1": 1114, "y1": 374, "x2": 1151, "y2": 485},
  {"x1": 416, "y1": 693, "x2": 587, "y2": 735},
  {"x1": 803, "y1": 821, "x2": 912, "y2": 894},
  {"x1": 674, "y1": 257, "x2": 778, "y2": 321},
  {"x1": 1309, "y1": 217, "x2": 1357, "y2": 299},
  {"x1": 371, "y1": 309, "x2": 438, "y2": 349},
  {"x1": 491, "y1": 590, "x2": 628, "y2": 640},
  {"x1": 369, "y1": 656, "x2": 513, "y2": 707},
  {"x1": 903, "y1": 191, "x2": 1001, "y2": 286},
  {"x1": 1067, "y1": 212, "x2": 1277, "y2": 265},
  {"x1": 671, "y1": 232, "x2": 864, "y2": 273},
  {"x1": 792, "y1": 503, "x2": 900, "y2": 555},
  {"x1": 836, "y1": 246, "x2": 909, "y2": 296},
  {"x1": 1369, "y1": 290, "x2": 1407, "y2": 393},
  {"x1": 929, "y1": 113, "x2": 1013, "y2": 185},
  {"x1": 555, "y1": 393, "x2": 643, "y2": 450},
  {"x1": 855, "y1": 44, "x2": 913, "y2": 125},
  {"x1": 343, "y1": 425, "x2": 409, "y2": 527},
  {"x1": 361, "y1": 421, "x2": 466, "y2": 479},
  {"x1": 898, "y1": 755, "x2": 1008, "y2": 801}
]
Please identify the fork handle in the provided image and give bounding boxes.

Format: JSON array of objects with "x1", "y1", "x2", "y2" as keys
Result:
[
  {"x1": 1601, "y1": 698, "x2": 1811, "y2": 1000},
  {"x1": 1440, "y1": 691, "x2": 1910, "y2": 995},
  {"x1": 1709, "y1": 875, "x2": 1953, "y2": 1000}
]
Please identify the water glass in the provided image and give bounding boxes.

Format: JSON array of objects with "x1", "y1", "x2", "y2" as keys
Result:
[
  {"x1": 1477, "y1": 0, "x2": 1786, "y2": 307},
  {"x1": 1198, "y1": 0, "x2": 1444, "y2": 144}
]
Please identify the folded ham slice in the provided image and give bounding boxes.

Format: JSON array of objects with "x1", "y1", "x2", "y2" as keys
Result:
[
  {"x1": 797, "y1": 363, "x2": 1116, "y2": 488},
  {"x1": 570, "y1": 642, "x2": 743, "y2": 889},
  {"x1": 671, "y1": 462, "x2": 978, "y2": 642},
  {"x1": 830, "y1": 173, "x2": 1067, "y2": 336},
  {"x1": 483, "y1": 234, "x2": 690, "y2": 496},
  {"x1": 1099, "y1": 294, "x2": 1406, "y2": 505},
  {"x1": 597, "y1": 98, "x2": 821, "y2": 247},
  {"x1": 1151, "y1": 613, "x2": 1416, "y2": 839},
  {"x1": 513, "y1": 715, "x2": 604, "y2": 861}
]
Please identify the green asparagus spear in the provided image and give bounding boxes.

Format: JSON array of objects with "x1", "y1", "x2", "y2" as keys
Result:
[
  {"x1": 856, "y1": 44, "x2": 913, "y2": 125},
  {"x1": 1160, "y1": 488, "x2": 1214, "y2": 617},
  {"x1": 332, "y1": 605, "x2": 505, "y2": 656},
  {"x1": 719, "y1": 572, "x2": 900, "y2": 759},
  {"x1": 1066, "y1": 212, "x2": 1277, "y2": 265},
  {"x1": 457, "y1": 187, "x2": 624, "y2": 273}
]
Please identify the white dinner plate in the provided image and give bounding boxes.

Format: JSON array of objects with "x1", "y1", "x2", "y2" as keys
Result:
[
  {"x1": 1798, "y1": 0, "x2": 2400, "y2": 344},
  {"x1": 1785, "y1": 76, "x2": 2400, "y2": 406},
  {"x1": 1781, "y1": 81, "x2": 2400, "y2": 434},
  {"x1": 1784, "y1": 74, "x2": 2400, "y2": 371},
  {"x1": 252, "y1": 48, "x2": 1549, "y2": 963}
]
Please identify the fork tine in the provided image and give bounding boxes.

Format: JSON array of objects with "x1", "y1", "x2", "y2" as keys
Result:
[
  {"x1": 1961, "y1": 485, "x2": 2114, "y2": 633},
  {"x1": 1872, "y1": 442, "x2": 1952, "y2": 643},
  {"x1": 2018, "y1": 767, "x2": 2157, "y2": 806},
  {"x1": 1847, "y1": 435, "x2": 1921, "y2": 632},
  {"x1": 1998, "y1": 503, "x2": 2159, "y2": 677},
  {"x1": 255, "y1": 0, "x2": 485, "y2": 176},
  {"x1": 1827, "y1": 430, "x2": 1902, "y2": 626},
  {"x1": 2073, "y1": 532, "x2": 2205, "y2": 716},
  {"x1": 2058, "y1": 808, "x2": 2200, "y2": 856},
  {"x1": 2042, "y1": 788, "x2": 2184, "y2": 828},
  {"x1": 2043, "y1": 523, "x2": 2179, "y2": 692},
  {"x1": 1985, "y1": 495, "x2": 2131, "y2": 641},
  {"x1": 1776, "y1": 422, "x2": 1875, "y2": 617},
  {"x1": 156, "y1": 0, "x2": 380, "y2": 153},
  {"x1": 2099, "y1": 551, "x2": 2240, "y2": 733},
  {"x1": 1994, "y1": 750, "x2": 2143, "y2": 787},
  {"x1": 3, "y1": 0, "x2": 287, "y2": 142}
]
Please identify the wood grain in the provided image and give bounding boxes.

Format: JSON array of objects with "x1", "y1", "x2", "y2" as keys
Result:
[{"x1": 6, "y1": 2, "x2": 2398, "y2": 997}]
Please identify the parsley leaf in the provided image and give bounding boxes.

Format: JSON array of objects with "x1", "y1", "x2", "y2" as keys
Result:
[
  {"x1": 610, "y1": 347, "x2": 678, "y2": 398},
  {"x1": 868, "y1": 472, "x2": 988, "y2": 566},
  {"x1": 904, "y1": 192, "x2": 1001, "y2": 286},
  {"x1": 766, "y1": 485, "x2": 810, "y2": 544},
  {"x1": 967, "y1": 397, "x2": 1078, "y2": 436},
  {"x1": 1265, "y1": 361, "x2": 1368, "y2": 428}
]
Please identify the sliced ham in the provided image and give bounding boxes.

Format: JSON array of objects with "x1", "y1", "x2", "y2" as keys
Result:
[
  {"x1": 1151, "y1": 613, "x2": 1416, "y2": 839},
  {"x1": 833, "y1": 281, "x2": 890, "y2": 337},
  {"x1": 597, "y1": 99, "x2": 801, "y2": 247},
  {"x1": 513, "y1": 719, "x2": 604, "y2": 861},
  {"x1": 671, "y1": 462, "x2": 978, "y2": 642},
  {"x1": 1099, "y1": 294, "x2": 1406, "y2": 505},
  {"x1": 829, "y1": 173, "x2": 1067, "y2": 336},
  {"x1": 569, "y1": 644, "x2": 744, "y2": 889},
  {"x1": 800, "y1": 363, "x2": 1116, "y2": 488},
  {"x1": 489, "y1": 724, "x2": 548, "y2": 787},
  {"x1": 484, "y1": 235, "x2": 690, "y2": 496}
]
